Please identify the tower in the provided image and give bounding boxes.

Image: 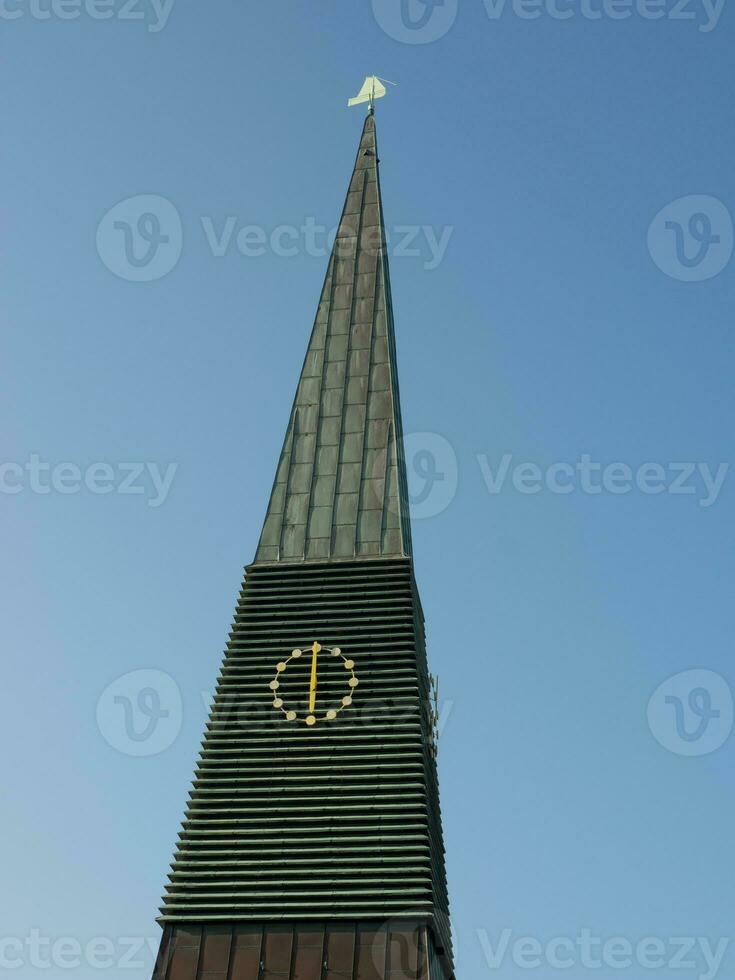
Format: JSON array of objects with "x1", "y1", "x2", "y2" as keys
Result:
[{"x1": 152, "y1": 93, "x2": 455, "y2": 980}]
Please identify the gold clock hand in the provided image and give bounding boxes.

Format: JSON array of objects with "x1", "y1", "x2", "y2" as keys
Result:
[{"x1": 308, "y1": 642, "x2": 321, "y2": 712}]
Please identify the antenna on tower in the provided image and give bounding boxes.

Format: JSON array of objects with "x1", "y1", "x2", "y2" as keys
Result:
[{"x1": 347, "y1": 75, "x2": 397, "y2": 113}]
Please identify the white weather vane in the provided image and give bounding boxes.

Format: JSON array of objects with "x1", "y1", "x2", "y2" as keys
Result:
[{"x1": 347, "y1": 75, "x2": 397, "y2": 112}]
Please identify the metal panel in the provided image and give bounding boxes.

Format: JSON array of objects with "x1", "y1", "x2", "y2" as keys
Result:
[{"x1": 200, "y1": 927, "x2": 231, "y2": 974}]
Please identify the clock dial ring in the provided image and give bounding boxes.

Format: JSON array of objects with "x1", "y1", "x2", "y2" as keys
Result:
[{"x1": 268, "y1": 642, "x2": 358, "y2": 726}]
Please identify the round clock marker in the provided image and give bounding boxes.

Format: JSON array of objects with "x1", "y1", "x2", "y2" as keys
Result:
[{"x1": 268, "y1": 642, "x2": 358, "y2": 726}]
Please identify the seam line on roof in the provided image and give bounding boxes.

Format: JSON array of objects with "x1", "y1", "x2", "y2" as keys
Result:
[
  {"x1": 302, "y1": 238, "x2": 337, "y2": 559},
  {"x1": 329, "y1": 167, "x2": 366, "y2": 559},
  {"x1": 354, "y1": 230, "x2": 380, "y2": 555}
]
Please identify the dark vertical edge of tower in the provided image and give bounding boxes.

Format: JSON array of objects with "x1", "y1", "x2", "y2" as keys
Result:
[{"x1": 373, "y1": 116, "x2": 414, "y2": 560}]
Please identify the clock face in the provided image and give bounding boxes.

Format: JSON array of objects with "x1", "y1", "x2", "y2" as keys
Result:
[{"x1": 268, "y1": 641, "x2": 358, "y2": 726}]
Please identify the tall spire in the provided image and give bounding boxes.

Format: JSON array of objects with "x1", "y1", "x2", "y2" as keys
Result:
[
  {"x1": 255, "y1": 113, "x2": 412, "y2": 564},
  {"x1": 151, "y1": 108, "x2": 455, "y2": 980}
]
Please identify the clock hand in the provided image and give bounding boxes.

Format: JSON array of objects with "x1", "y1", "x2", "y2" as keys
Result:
[{"x1": 308, "y1": 642, "x2": 321, "y2": 712}]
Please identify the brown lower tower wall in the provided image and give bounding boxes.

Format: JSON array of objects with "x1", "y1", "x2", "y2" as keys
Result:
[{"x1": 153, "y1": 920, "x2": 453, "y2": 980}]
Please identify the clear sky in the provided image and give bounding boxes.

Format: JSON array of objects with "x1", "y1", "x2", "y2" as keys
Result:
[{"x1": 2, "y1": 2, "x2": 734, "y2": 978}]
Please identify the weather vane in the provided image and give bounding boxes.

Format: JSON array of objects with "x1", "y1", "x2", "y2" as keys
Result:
[{"x1": 347, "y1": 75, "x2": 397, "y2": 114}]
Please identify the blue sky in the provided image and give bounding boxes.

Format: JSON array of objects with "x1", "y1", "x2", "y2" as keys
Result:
[{"x1": 2, "y1": 1, "x2": 734, "y2": 978}]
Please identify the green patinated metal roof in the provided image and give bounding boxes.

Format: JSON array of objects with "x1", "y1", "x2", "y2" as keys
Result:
[{"x1": 255, "y1": 113, "x2": 413, "y2": 564}]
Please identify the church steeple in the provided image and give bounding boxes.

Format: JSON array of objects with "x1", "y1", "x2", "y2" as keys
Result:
[
  {"x1": 151, "y1": 108, "x2": 454, "y2": 980},
  {"x1": 256, "y1": 113, "x2": 412, "y2": 564}
]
